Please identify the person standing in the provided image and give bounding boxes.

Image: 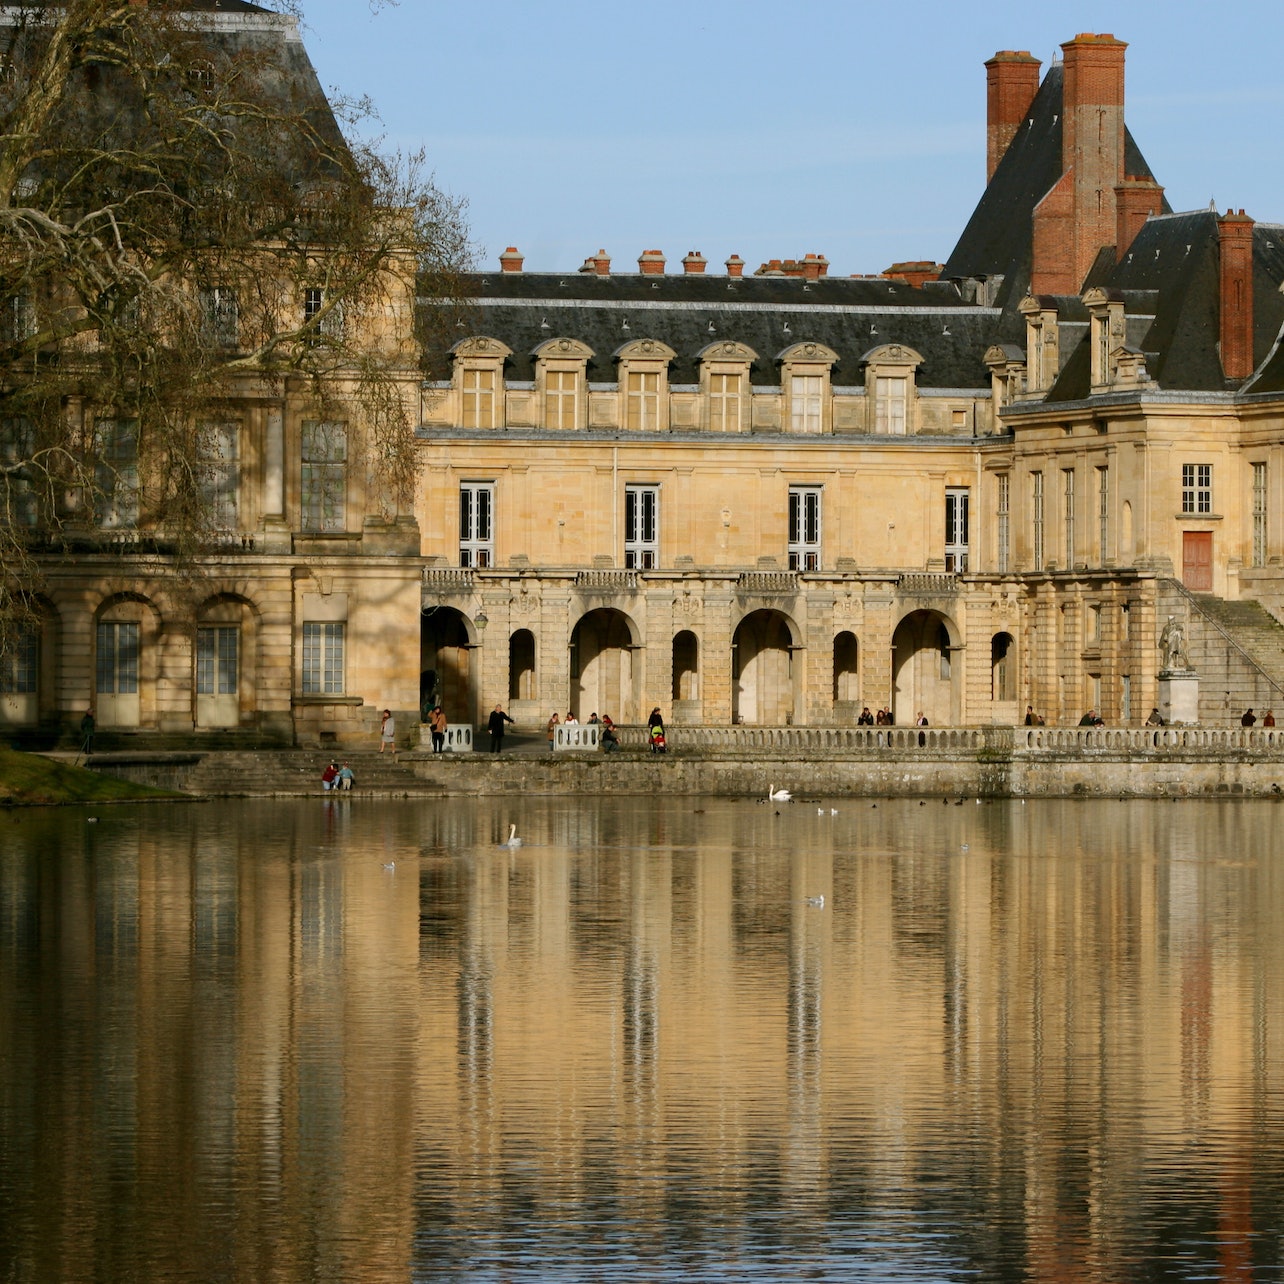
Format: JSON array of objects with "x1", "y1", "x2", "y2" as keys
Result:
[
  {"x1": 1242, "y1": 708, "x2": 1257, "y2": 727},
  {"x1": 546, "y1": 711, "x2": 560, "y2": 751},
  {"x1": 337, "y1": 762, "x2": 355, "y2": 791},
  {"x1": 79, "y1": 707, "x2": 95, "y2": 755},
  {"x1": 380, "y1": 709, "x2": 396, "y2": 754},
  {"x1": 430, "y1": 705, "x2": 447, "y2": 753},
  {"x1": 487, "y1": 704, "x2": 515, "y2": 753},
  {"x1": 647, "y1": 706, "x2": 665, "y2": 753}
]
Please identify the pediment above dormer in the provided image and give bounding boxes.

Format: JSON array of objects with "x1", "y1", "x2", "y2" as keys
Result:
[
  {"x1": 533, "y1": 336, "x2": 594, "y2": 361},
  {"x1": 613, "y1": 338, "x2": 677, "y2": 362},
  {"x1": 449, "y1": 335, "x2": 513, "y2": 359},
  {"x1": 697, "y1": 339, "x2": 759, "y2": 364},
  {"x1": 776, "y1": 340, "x2": 839, "y2": 365},
  {"x1": 859, "y1": 343, "x2": 924, "y2": 368}
]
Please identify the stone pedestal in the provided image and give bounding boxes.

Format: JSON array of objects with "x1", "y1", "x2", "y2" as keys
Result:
[{"x1": 1158, "y1": 671, "x2": 1199, "y2": 725}]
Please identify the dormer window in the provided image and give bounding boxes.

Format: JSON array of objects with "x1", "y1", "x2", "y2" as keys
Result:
[
  {"x1": 778, "y1": 342, "x2": 838, "y2": 435},
  {"x1": 861, "y1": 344, "x2": 924, "y2": 435},
  {"x1": 615, "y1": 339, "x2": 676, "y2": 433},
  {"x1": 533, "y1": 337, "x2": 592, "y2": 431},
  {"x1": 697, "y1": 340, "x2": 756, "y2": 433},
  {"x1": 450, "y1": 336, "x2": 512, "y2": 431}
]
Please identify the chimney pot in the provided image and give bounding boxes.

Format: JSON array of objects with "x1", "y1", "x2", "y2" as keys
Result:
[
  {"x1": 499, "y1": 246, "x2": 524, "y2": 273},
  {"x1": 682, "y1": 251, "x2": 708, "y2": 275},
  {"x1": 725, "y1": 254, "x2": 745, "y2": 278},
  {"x1": 638, "y1": 249, "x2": 666, "y2": 275}
]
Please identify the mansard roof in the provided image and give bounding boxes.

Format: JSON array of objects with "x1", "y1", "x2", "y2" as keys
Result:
[
  {"x1": 942, "y1": 63, "x2": 1168, "y2": 312},
  {"x1": 1044, "y1": 213, "x2": 1284, "y2": 399},
  {"x1": 443, "y1": 272, "x2": 1021, "y2": 390}
]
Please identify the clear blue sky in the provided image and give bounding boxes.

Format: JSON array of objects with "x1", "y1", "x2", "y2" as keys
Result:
[{"x1": 293, "y1": 0, "x2": 1284, "y2": 277}]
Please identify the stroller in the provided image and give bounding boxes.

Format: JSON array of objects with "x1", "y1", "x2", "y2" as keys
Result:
[{"x1": 650, "y1": 726, "x2": 667, "y2": 754}]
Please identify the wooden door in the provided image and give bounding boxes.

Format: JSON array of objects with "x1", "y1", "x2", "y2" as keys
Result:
[{"x1": 1183, "y1": 532, "x2": 1213, "y2": 591}]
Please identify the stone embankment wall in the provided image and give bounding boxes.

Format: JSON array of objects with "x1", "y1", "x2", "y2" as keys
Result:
[{"x1": 83, "y1": 725, "x2": 1284, "y2": 798}]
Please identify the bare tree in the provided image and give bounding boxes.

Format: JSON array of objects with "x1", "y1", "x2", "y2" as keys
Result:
[{"x1": 0, "y1": 0, "x2": 471, "y2": 657}]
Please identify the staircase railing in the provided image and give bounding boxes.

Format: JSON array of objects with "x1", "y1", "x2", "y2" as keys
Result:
[{"x1": 1161, "y1": 578, "x2": 1284, "y2": 701}]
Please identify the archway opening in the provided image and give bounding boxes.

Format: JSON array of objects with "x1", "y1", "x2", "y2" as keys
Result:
[
  {"x1": 732, "y1": 609, "x2": 798, "y2": 726},
  {"x1": 195, "y1": 594, "x2": 258, "y2": 729},
  {"x1": 421, "y1": 607, "x2": 475, "y2": 727},
  {"x1": 570, "y1": 607, "x2": 638, "y2": 723},
  {"x1": 672, "y1": 630, "x2": 698, "y2": 705},
  {"x1": 991, "y1": 632, "x2": 1015, "y2": 702},
  {"x1": 509, "y1": 629, "x2": 536, "y2": 703},
  {"x1": 833, "y1": 631, "x2": 859, "y2": 721},
  {"x1": 891, "y1": 609, "x2": 958, "y2": 727}
]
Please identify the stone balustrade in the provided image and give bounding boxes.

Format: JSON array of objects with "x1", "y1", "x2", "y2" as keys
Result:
[
  {"x1": 555, "y1": 723, "x2": 601, "y2": 751},
  {"x1": 418, "y1": 723, "x2": 473, "y2": 751}
]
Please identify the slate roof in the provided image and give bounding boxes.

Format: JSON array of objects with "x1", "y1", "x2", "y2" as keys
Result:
[
  {"x1": 1044, "y1": 213, "x2": 1284, "y2": 399},
  {"x1": 450, "y1": 273, "x2": 1022, "y2": 390},
  {"x1": 942, "y1": 62, "x2": 1169, "y2": 311}
]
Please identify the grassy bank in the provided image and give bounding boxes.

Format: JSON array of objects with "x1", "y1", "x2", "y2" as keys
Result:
[{"x1": 0, "y1": 747, "x2": 177, "y2": 806}]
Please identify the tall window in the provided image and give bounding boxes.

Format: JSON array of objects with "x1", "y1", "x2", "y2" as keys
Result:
[
  {"x1": 94, "y1": 418, "x2": 139, "y2": 529},
  {"x1": 96, "y1": 621, "x2": 139, "y2": 696},
  {"x1": 996, "y1": 473, "x2": 1010, "y2": 573},
  {"x1": 302, "y1": 622, "x2": 344, "y2": 695},
  {"x1": 544, "y1": 370, "x2": 576, "y2": 430},
  {"x1": 459, "y1": 481, "x2": 494, "y2": 568},
  {"x1": 1, "y1": 418, "x2": 37, "y2": 528},
  {"x1": 303, "y1": 287, "x2": 343, "y2": 343},
  {"x1": 1182, "y1": 463, "x2": 1212, "y2": 514},
  {"x1": 462, "y1": 368, "x2": 496, "y2": 429},
  {"x1": 199, "y1": 286, "x2": 239, "y2": 348},
  {"x1": 1097, "y1": 466, "x2": 1109, "y2": 564},
  {"x1": 1032, "y1": 471, "x2": 1044, "y2": 570},
  {"x1": 196, "y1": 626, "x2": 238, "y2": 695},
  {"x1": 625, "y1": 485, "x2": 659, "y2": 570},
  {"x1": 788, "y1": 486, "x2": 822, "y2": 571},
  {"x1": 791, "y1": 375, "x2": 823, "y2": 433},
  {"x1": 0, "y1": 626, "x2": 37, "y2": 694},
  {"x1": 875, "y1": 376, "x2": 907, "y2": 434},
  {"x1": 1253, "y1": 462, "x2": 1268, "y2": 567},
  {"x1": 1062, "y1": 468, "x2": 1075, "y2": 569},
  {"x1": 626, "y1": 371, "x2": 660, "y2": 431},
  {"x1": 202, "y1": 422, "x2": 239, "y2": 531},
  {"x1": 4, "y1": 292, "x2": 35, "y2": 344},
  {"x1": 709, "y1": 372, "x2": 741, "y2": 432},
  {"x1": 301, "y1": 420, "x2": 346, "y2": 532},
  {"x1": 945, "y1": 487, "x2": 969, "y2": 572}
]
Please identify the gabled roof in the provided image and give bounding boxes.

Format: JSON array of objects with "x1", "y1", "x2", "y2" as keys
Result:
[{"x1": 942, "y1": 62, "x2": 1168, "y2": 312}]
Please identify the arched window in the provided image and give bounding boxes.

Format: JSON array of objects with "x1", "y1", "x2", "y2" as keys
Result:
[
  {"x1": 509, "y1": 629, "x2": 536, "y2": 702},
  {"x1": 991, "y1": 632, "x2": 1014, "y2": 701},
  {"x1": 672, "y1": 631, "x2": 698, "y2": 702},
  {"x1": 833, "y1": 631, "x2": 859, "y2": 703}
]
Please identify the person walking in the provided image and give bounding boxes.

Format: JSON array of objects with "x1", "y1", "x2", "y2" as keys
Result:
[
  {"x1": 430, "y1": 705, "x2": 447, "y2": 753},
  {"x1": 647, "y1": 706, "x2": 665, "y2": 754},
  {"x1": 487, "y1": 704, "x2": 515, "y2": 753},
  {"x1": 379, "y1": 709, "x2": 396, "y2": 754}
]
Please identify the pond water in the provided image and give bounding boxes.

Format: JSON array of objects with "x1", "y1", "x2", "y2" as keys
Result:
[{"x1": 2, "y1": 794, "x2": 1284, "y2": 1282}]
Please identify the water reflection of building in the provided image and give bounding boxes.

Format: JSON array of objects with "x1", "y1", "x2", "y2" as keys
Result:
[{"x1": 3, "y1": 800, "x2": 1284, "y2": 1277}]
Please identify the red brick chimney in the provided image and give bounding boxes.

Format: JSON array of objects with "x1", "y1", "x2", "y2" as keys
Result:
[
  {"x1": 499, "y1": 246, "x2": 523, "y2": 274},
  {"x1": 725, "y1": 255, "x2": 745, "y2": 278},
  {"x1": 682, "y1": 251, "x2": 707, "y2": 275},
  {"x1": 799, "y1": 253, "x2": 829, "y2": 281},
  {"x1": 985, "y1": 50, "x2": 1041, "y2": 182},
  {"x1": 883, "y1": 261, "x2": 943, "y2": 289},
  {"x1": 1115, "y1": 176, "x2": 1164, "y2": 258},
  {"x1": 580, "y1": 248, "x2": 610, "y2": 276},
  {"x1": 1031, "y1": 33, "x2": 1128, "y2": 294},
  {"x1": 638, "y1": 249, "x2": 666, "y2": 275},
  {"x1": 1218, "y1": 209, "x2": 1255, "y2": 381}
]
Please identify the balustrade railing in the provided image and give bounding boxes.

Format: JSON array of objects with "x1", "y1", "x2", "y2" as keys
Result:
[
  {"x1": 421, "y1": 567, "x2": 475, "y2": 592},
  {"x1": 574, "y1": 570, "x2": 638, "y2": 591}
]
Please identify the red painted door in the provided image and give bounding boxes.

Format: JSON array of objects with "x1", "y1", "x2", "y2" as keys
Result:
[{"x1": 1183, "y1": 531, "x2": 1213, "y2": 591}]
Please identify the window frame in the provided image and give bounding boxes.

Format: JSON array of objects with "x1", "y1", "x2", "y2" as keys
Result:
[
  {"x1": 93, "y1": 417, "x2": 140, "y2": 530},
  {"x1": 624, "y1": 484, "x2": 659, "y2": 570},
  {"x1": 459, "y1": 480, "x2": 494, "y2": 568},
  {"x1": 300, "y1": 419, "x2": 347, "y2": 533},
  {"x1": 1182, "y1": 463, "x2": 1212, "y2": 515},
  {"x1": 788, "y1": 484, "x2": 823, "y2": 571},
  {"x1": 302, "y1": 621, "x2": 345, "y2": 695},
  {"x1": 1253, "y1": 461, "x2": 1268, "y2": 567},
  {"x1": 945, "y1": 486, "x2": 970, "y2": 573}
]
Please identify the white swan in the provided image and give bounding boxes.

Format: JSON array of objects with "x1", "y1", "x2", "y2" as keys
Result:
[
  {"x1": 768, "y1": 785, "x2": 792, "y2": 802},
  {"x1": 502, "y1": 823, "x2": 522, "y2": 848}
]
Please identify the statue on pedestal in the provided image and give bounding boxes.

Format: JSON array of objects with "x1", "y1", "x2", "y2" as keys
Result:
[{"x1": 1159, "y1": 615, "x2": 1190, "y2": 673}]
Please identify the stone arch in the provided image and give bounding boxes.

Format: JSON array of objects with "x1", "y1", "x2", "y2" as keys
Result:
[
  {"x1": 891, "y1": 608, "x2": 960, "y2": 727},
  {"x1": 570, "y1": 607, "x2": 640, "y2": 724},
  {"x1": 833, "y1": 630, "x2": 860, "y2": 719},
  {"x1": 509, "y1": 628, "x2": 536, "y2": 703},
  {"x1": 94, "y1": 592, "x2": 163, "y2": 728},
  {"x1": 732, "y1": 608, "x2": 801, "y2": 726},
  {"x1": 991, "y1": 631, "x2": 1015, "y2": 702},
  {"x1": 193, "y1": 592, "x2": 261, "y2": 729},
  {"x1": 421, "y1": 606, "x2": 480, "y2": 729},
  {"x1": 672, "y1": 629, "x2": 699, "y2": 708}
]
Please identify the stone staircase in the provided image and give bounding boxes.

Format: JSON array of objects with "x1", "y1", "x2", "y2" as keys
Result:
[
  {"x1": 1161, "y1": 582, "x2": 1284, "y2": 720},
  {"x1": 168, "y1": 749, "x2": 436, "y2": 797}
]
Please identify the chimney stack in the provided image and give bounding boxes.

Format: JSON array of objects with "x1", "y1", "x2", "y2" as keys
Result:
[
  {"x1": 985, "y1": 50, "x2": 1041, "y2": 182},
  {"x1": 578, "y1": 248, "x2": 610, "y2": 275},
  {"x1": 1114, "y1": 177, "x2": 1164, "y2": 258},
  {"x1": 1218, "y1": 209, "x2": 1255, "y2": 382},
  {"x1": 682, "y1": 251, "x2": 707, "y2": 275},
  {"x1": 725, "y1": 255, "x2": 745, "y2": 278},
  {"x1": 638, "y1": 249, "x2": 666, "y2": 275},
  {"x1": 499, "y1": 246, "x2": 524, "y2": 274}
]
